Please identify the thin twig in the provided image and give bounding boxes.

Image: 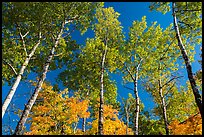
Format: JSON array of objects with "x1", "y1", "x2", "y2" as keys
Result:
[
  {"x1": 3, "y1": 59, "x2": 17, "y2": 76},
  {"x1": 161, "y1": 76, "x2": 183, "y2": 89},
  {"x1": 163, "y1": 81, "x2": 176, "y2": 98},
  {"x1": 178, "y1": 21, "x2": 193, "y2": 30},
  {"x1": 124, "y1": 85, "x2": 134, "y2": 91},
  {"x1": 180, "y1": 9, "x2": 201, "y2": 12},
  {"x1": 62, "y1": 25, "x2": 76, "y2": 39},
  {"x1": 118, "y1": 93, "x2": 125, "y2": 106},
  {"x1": 124, "y1": 63, "x2": 135, "y2": 81}
]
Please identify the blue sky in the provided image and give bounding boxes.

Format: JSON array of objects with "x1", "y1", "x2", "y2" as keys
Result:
[{"x1": 2, "y1": 2, "x2": 202, "y2": 134}]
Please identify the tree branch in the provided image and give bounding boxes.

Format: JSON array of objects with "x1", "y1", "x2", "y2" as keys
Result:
[
  {"x1": 123, "y1": 85, "x2": 134, "y2": 91},
  {"x1": 159, "y1": 35, "x2": 177, "y2": 61},
  {"x1": 178, "y1": 21, "x2": 193, "y2": 30},
  {"x1": 54, "y1": 52, "x2": 63, "y2": 57},
  {"x1": 163, "y1": 81, "x2": 176, "y2": 98},
  {"x1": 19, "y1": 31, "x2": 29, "y2": 57},
  {"x1": 118, "y1": 93, "x2": 125, "y2": 106},
  {"x1": 65, "y1": 15, "x2": 79, "y2": 24},
  {"x1": 3, "y1": 59, "x2": 17, "y2": 76},
  {"x1": 62, "y1": 25, "x2": 76, "y2": 39},
  {"x1": 124, "y1": 63, "x2": 135, "y2": 81},
  {"x1": 180, "y1": 9, "x2": 201, "y2": 12},
  {"x1": 161, "y1": 76, "x2": 183, "y2": 89}
]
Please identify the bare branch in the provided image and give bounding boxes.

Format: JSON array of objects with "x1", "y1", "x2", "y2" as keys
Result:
[
  {"x1": 163, "y1": 81, "x2": 176, "y2": 98},
  {"x1": 134, "y1": 58, "x2": 143, "y2": 81},
  {"x1": 124, "y1": 85, "x2": 134, "y2": 91},
  {"x1": 161, "y1": 76, "x2": 183, "y2": 89},
  {"x1": 3, "y1": 59, "x2": 17, "y2": 76},
  {"x1": 180, "y1": 9, "x2": 201, "y2": 12},
  {"x1": 118, "y1": 93, "x2": 125, "y2": 106},
  {"x1": 124, "y1": 63, "x2": 135, "y2": 81},
  {"x1": 62, "y1": 25, "x2": 76, "y2": 39},
  {"x1": 178, "y1": 21, "x2": 193, "y2": 30},
  {"x1": 137, "y1": 58, "x2": 143, "y2": 71}
]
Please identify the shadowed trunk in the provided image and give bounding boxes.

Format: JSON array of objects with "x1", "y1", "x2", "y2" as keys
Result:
[
  {"x1": 82, "y1": 118, "x2": 86, "y2": 133},
  {"x1": 158, "y1": 78, "x2": 169, "y2": 135},
  {"x1": 119, "y1": 94, "x2": 129, "y2": 135},
  {"x1": 2, "y1": 32, "x2": 42, "y2": 119},
  {"x1": 172, "y1": 2, "x2": 202, "y2": 118},
  {"x1": 125, "y1": 100, "x2": 129, "y2": 135}
]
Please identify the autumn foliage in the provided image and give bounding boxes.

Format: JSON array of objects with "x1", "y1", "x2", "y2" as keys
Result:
[
  {"x1": 25, "y1": 83, "x2": 90, "y2": 135},
  {"x1": 169, "y1": 113, "x2": 202, "y2": 135},
  {"x1": 87, "y1": 103, "x2": 133, "y2": 135},
  {"x1": 25, "y1": 83, "x2": 132, "y2": 135}
]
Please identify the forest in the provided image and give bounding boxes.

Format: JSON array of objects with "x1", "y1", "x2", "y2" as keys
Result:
[{"x1": 2, "y1": 2, "x2": 202, "y2": 135}]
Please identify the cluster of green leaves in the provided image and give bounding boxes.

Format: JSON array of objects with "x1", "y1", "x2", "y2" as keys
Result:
[
  {"x1": 2, "y1": 2, "x2": 104, "y2": 85},
  {"x1": 150, "y1": 2, "x2": 202, "y2": 63},
  {"x1": 57, "y1": 7, "x2": 124, "y2": 115}
]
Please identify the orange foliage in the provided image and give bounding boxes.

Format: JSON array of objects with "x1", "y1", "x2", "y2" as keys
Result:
[
  {"x1": 24, "y1": 83, "x2": 132, "y2": 135},
  {"x1": 87, "y1": 104, "x2": 133, "y2": 135},
  {"x1": 169, "y1": 113, "x2": 202, "y2": 135},
  {"x1": 24, "y1": 83, "x2": 90, "y2": 135}
]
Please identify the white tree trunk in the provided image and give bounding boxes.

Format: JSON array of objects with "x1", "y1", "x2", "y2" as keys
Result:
[
  {"x1": 172, "y1": 2, "x2": 202, "y2": 118},
  {"x1": 14, "y1": 22, "x2": 65, "y2": 135},
  {"x1": 2, "y1": 32, "x2": 42, "y2": 119},
  {"x1": 158, "y1": 78, "x2": 169, "y2": 135},
  {"x1": 98, "y1": 37, "x2": 108, "y2": 135},
  {"x1": 134, "y1": 58, "x2": 142, "y2": 135}
]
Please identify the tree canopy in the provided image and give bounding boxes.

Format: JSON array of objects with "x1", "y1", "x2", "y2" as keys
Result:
[{"x1": 2, "y1": 2, "x2": 202, "y2": 135}]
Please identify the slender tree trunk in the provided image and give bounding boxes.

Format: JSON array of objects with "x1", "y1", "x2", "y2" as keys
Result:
[
  {"x1": 133, "y1": 80, "x2": 139, "y2": 135},
  {"x1": 73, "y1": 122, "x2": 78, "y2": 134},
  {"x1": 98, "y1": 59, "x2": 104, "y2": 135},
  {"x1": 2, "y1": 32, "x2": 42, "y2": 119},
  {"x1": 125, "y1": 103, "x2": 129, "y2": 135},
  {"x1": 133, "y1": 58, "x2": 142, "y2": 135},
  {"x1": 98, "y1": 37, "x2": 108, "y2": 135},
  {"x1": 14, "y1": 22, "x2": 65, "y2": 135},
  {"x1": 120, "y1": 94, "x2": 129, "y2": 135},
  {"x1": 172, "y1": 2, "x2": 202, "y2": 118},
  {"x1": 158, "y1": 78, "x2": 169, "y2": 135},
  {"x1": 61, "y1": 123, "x2": 65, "y2": 135},
  {"x1": 82, "y1": 118, "x2": 86, "y2": 133}
]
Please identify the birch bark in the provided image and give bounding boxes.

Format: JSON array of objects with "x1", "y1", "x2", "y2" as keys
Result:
[
  {"x1": 2, "y1": 32, "x2": 42, "y2": 119},
  {"x1": 158, "y1": 78, "x2": 169, "y2": 135},
  {"x1": 14, "y1": 22, "x2": 65, "y2": 135},
  {"x1": 98, "y1": 37, "x2": 108, "y2": 135},
  {"x1": 172, "y1": 2, "x2": 202, "y2": 118}
]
